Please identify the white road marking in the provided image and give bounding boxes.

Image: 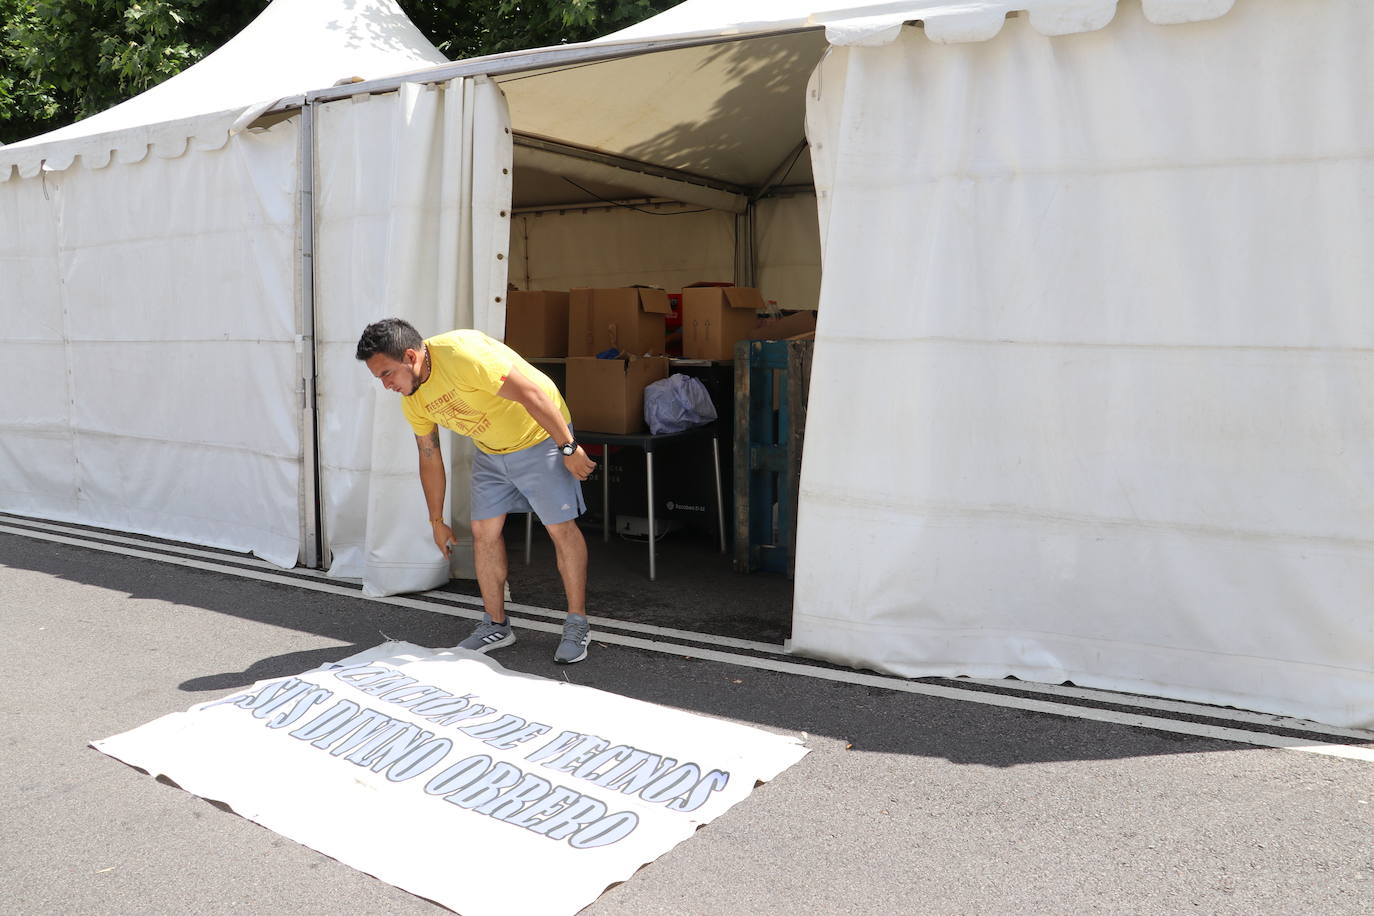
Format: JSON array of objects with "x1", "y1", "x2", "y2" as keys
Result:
[
  {"x1": 962, "y1": 678, "x2": 1374, "y2": 745},
  {"x1": 3, "y1": 519, "x2": 1372, "y2": 762},
  {"x1": 0, "y1": 516, "x2": 782, "y2": 653}
]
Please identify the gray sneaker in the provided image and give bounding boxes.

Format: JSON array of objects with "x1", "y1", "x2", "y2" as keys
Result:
[
  {"x1": 555, "y1": 614, "x2": 590, "y2": 665},
  {"x1": 458, "y1": 614, "x2": 515, "y2": 654}
]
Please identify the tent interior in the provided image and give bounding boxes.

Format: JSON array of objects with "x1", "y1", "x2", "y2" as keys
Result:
[
  {"x1": 470, "y1": 30, "x2": 832, "y2": 640},
  {"x1": 499, "y1": 30, "x2": 825, "y2": 296}
]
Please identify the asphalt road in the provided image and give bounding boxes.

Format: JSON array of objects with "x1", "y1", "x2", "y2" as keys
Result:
[{"x1": 3, "y1": 528, "x2": 1371, "y2": 915}]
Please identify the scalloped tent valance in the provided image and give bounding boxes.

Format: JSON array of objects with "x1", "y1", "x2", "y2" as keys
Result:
[
  {"x1": 597, "y1": 0, "x2": 1236, "y2": 46},
  {"x1": 0, "y1": 0, "x2": 447, "y2": 181}
]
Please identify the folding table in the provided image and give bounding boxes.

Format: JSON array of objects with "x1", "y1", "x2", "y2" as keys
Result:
[{"x1": 578, "y1": 424, "x2": 727, "y2": 581}]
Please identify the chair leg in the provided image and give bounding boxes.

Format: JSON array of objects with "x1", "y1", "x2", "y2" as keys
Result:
[
  {"x1": 712, "y1": 436, "x2": 727, "y2": 554},
  {"x1": 646, "y1": 450, "x2": 656, "y2": 581},
  {"x1": 525, "y1": 512, "x2": 532, "y2": 566},
  {"x1": 603, "y1": 449, "x2": 612, "y2": 543}
]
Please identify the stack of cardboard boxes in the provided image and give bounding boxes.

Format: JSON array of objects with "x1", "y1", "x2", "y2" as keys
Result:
[
  {"x1": 504, "y1": 284, "x2": 815, "y2": 434},
  {"x1": 503, "y1": 290, "x2": 569, "y2": 358},
  {"x1": 680, "y1": 286, "x2": 765, "y2": 361},
  {"x1": 565, "y1": 288, "x2": 672, "y2": 434}
]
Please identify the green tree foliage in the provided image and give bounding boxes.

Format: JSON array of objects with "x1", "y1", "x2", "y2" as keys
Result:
[
  {"x1": 408, "y1": 0, "x2": 675, "y2": 59},
  {"x1": 1, "y1": 0, "x2": 674, "y2": 145},
  {"x1": 1, "y1": 0, "x2": 270, "y2": 143}
]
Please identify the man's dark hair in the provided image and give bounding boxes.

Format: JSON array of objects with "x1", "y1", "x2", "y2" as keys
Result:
[{"x1": 356, "y1": 318, "x2": 423, "y2": 361}]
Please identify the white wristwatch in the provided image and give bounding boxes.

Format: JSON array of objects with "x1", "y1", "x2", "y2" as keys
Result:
[{"x1": 558, "y1": 440, "x2": 578, "y2": 457}]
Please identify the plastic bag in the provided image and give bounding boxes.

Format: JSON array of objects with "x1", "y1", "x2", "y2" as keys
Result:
[{"x1": 644, "y1": 374, "x2": 718, "y2": 435}]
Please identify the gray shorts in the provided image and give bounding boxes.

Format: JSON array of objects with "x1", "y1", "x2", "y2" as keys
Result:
[{"x1": 470, "y1": 434, "x2": 586, "y2": 525}]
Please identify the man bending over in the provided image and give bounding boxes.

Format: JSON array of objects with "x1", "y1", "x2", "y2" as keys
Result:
[{"x1": 356, "y1": 318, "x2": 597, "y2": 664}]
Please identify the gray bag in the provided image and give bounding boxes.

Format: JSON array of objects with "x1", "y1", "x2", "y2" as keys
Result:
[{"x1": 644, "y1": 374, "x2": 718, "y2": 434}]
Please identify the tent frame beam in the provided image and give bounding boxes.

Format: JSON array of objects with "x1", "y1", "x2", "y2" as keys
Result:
[
  {"x1": 514, "y1": 133, "x2": 750, "y2": 201},
  {"x1": 513, "y1": 134, "x2": 749, "y2": 212},
  {"x1": 753, "y1": 139, "x2": 810, "y2": 202},
  {"x1": 270, "y1": 28, "x2": 823, "y2": 112},
  {"x1": 513, "y1": 196, "x2": 693, "y2": 215}
]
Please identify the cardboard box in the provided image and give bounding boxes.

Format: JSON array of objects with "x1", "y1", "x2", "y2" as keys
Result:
[
  {"x1": 504, "y1": 290, "x2": 570, "y2": 358},
  {"x1": 747, "y1": 310, "x2": 817, "y2": 341},
  {"x1": 681, "y1": 286, "x2": 766, "y2": 360},
  {"x1": 569, "y1": 288, "x2": 673, "y2": 357},
  {"x1": 566, "y1": 356, "x2": 670, "y2": 434}
]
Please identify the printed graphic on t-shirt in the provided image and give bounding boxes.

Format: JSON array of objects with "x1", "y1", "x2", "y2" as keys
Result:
[{"x1": 421, "y1": 389, "x2": 492, "y2": 439}]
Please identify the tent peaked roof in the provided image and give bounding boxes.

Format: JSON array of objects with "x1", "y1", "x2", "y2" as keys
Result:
[
  {"x1": 1, "y1": 0, "x2": 447, "y2": 176},
  {"x1": 601, "y1": 0, "x2": 1235, "y2": 46}
]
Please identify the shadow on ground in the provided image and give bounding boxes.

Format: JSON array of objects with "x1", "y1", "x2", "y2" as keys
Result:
[{"x1": 3, "y1": 529, "x2": 1262, "y2": 768}]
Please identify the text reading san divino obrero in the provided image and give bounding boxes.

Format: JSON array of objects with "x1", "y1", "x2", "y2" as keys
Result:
[{"x1": 209, "y1": 661, "x2": 731, "y2": 849}]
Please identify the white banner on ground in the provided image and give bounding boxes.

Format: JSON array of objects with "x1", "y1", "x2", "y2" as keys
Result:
[{"x1": 93, "y1": 643, "x2": 808, "y2": 914}]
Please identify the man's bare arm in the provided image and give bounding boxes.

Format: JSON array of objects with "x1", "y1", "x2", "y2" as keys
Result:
[
  {"x1": 417, "y1": 429, "x2": 442, "y2": 462},
  {"x1": 496, "y1": 367, "x2": 596, "y2": 481},
  {"x1": 416, "y1": 430, "x2": 454, "y2": 556},
  {"x1": 496, "y1": 367, "x2": 574, "y2": 445}
]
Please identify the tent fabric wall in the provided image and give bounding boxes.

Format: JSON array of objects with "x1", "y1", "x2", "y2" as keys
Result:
[
  {"x1": 755, "y1": 193, "x2": 821, "y2": 311},
  {"x1": 790, "y1": 0, "x2": 1374, "y2": 728},
  {"x1": 0, "y1": 123, "x2": 302, "y2": 566},
  {"x1": 315, "y1": 78, "x2": 513, "y2": 597},
  {"x1": 2, "y1": 169, "x2": 76, "y2": 518}
]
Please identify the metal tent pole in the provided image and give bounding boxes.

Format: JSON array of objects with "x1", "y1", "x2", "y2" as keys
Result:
[{"x1": 297, "y1": 100, "x2": 322, "y2": 569}]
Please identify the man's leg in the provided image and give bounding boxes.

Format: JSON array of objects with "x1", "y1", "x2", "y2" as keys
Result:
[
  {"x1": 544, "y1": 519, "x2": 587, "y2": 615},
  {"x1": 546, "y1": 519, "x2": 591, "y2": 665},
  {"x1": 472, "y1": 514, "x2": 510, "y2": 623},
  {"x1": 455, "y1": 513, "x2": 517, "y2": 654}
]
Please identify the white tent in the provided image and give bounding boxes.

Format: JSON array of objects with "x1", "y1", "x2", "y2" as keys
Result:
[
  {"x1": 4, "y1": 0, "x2": 1372, "y2": 728},
  {"x1": 0, "y1": 0, "x2": 456, "y2": 578}
]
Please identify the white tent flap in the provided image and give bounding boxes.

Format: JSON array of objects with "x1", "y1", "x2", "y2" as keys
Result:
[
  {"x1": 1026, "y1": 0, "x2": 1118, "y2": 37},
  {"x1": 1142, "y1": 0, "x2": 1235, "y2": 26},
  {"x1": 315, "y1": 79, "x2": 513, "y2": 597},
  {"x1": 792, "y1": 0, "x2": 1374, "y2": 728},
  {"x1": 824, "y1": 14, "x2": 909, "y2": 46}
]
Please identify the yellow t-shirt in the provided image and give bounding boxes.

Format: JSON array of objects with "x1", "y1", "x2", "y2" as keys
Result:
[{"x1": 401, "y1": 330, "x2": 569, "y2": 455}]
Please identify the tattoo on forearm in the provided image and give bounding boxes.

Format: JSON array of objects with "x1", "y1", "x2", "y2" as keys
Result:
[{"x1": 417, "y1": 430, "x2": 440, "y2": 459}]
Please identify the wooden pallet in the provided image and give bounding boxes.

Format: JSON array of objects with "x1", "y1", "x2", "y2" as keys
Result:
[{"x1": 733, "y1": 338, "x2": 813, "y2": 576}]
